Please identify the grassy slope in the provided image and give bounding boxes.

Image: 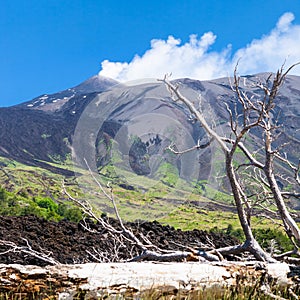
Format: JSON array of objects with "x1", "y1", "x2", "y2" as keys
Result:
[{"x1": 0, "y1": 155, "x2": 295, "y2": 252}]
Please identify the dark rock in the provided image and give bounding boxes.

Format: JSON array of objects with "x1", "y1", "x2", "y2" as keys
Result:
[{"x1": 0, "y1": 215, "x2": 238, "y2": 266}]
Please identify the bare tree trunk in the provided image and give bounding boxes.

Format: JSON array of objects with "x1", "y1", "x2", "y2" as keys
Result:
[
  {"x1": 226, "y1": 152, "x2": 275, "y2": 262},
  {"x1": 264, "y1": 136, "x2": 300, "y2": 244},
  {"x1": 260, "y1": 64, "x2": 300, "y2": 246},
  {"x1": 161, "y1": 77, "x2": 275, "y2": 262},
  {"x1": 225, "y1": 152, "x2": 252, "y2": 241}
]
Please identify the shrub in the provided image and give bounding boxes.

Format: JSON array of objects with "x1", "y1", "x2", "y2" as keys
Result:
[
  {"x1": 35, "y1": 197, "x2": 58, "y2": 212},
  {"x1": 57, "y1": 203, "x2": 82, "y2": 222}
]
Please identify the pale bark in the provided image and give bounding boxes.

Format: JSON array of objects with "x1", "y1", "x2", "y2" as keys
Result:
[
  {"x1": 161, "y1": 77, "x2": 275, "y2": 262},
  {"x1": 259, "y1": 64, "x2": 300, "y2": 246},
  {"x1": 265, "y1": 139, "x2": 300, "y2": 244},
  {"x1": 0, "y1": 262, "x2": 294, "y2": 298}
]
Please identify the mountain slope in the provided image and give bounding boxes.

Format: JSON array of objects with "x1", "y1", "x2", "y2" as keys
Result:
[
  {"x1": 0, "y1": 73, "x2": 299, "y2": 185},
  {"x1": 0, "y1": 76, "x2": 118, "y2": 173}
]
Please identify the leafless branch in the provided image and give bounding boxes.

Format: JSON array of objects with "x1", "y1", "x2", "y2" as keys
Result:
[
  {"x1": 222, "y1": 138, "x2": 264, "y2": 169},
  {"x1": 0, "y1": 239, "x2": 59, "y2": 265},
  {"x1": 166, "y1": 138, "x2": 214, "y2": 155},
  {"x1": 273, "y1": 248, "x2": 300, "y2": 260},
  {"x1": 274, "y1": 154, "x2": 300, "y2": 186},
  {"x1": 159, "y1": 77, "x2": 230, "y2": 153},
  {"x1": 62, "y1": 180, "x2": 119, "y2": 234}
]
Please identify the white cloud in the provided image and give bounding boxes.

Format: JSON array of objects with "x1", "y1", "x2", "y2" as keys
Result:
[
  {"x1": 277, "y1": 12, "x2": 295, "y2": 32},
  {"x1": 233, "y1": 12, "x2": 300, "y2": 75},
  {"x1": 99, "y1": 12, "x2": 300, "y2": 81}
]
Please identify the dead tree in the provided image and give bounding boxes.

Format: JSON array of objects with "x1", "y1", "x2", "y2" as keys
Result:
[
  {"x1": 228, "y1": 64, "x2": 300, "y2": 257},
  {"x1": 63, "y1": 159, "x2": 221, "y2": 263},
  {"x1": 64, "y1": 64, "x2": 299, "y2": 264},
  {"x1": 256, "y1": 66, "x2": 300, "y2": 243},
  {"x1": 160, "y1": 63, "x2": 300, "y2": 262}
]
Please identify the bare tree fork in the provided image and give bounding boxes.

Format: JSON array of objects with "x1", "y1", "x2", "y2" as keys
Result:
[
  {"x1": 62, "y1": 179, "x2": 149, "y2": 253},
  {"x1": 166, "y1": 137, "x2": 214, "y2": 155},
  {"x1": 273, "y1": 248, "x2": 300, "y2": 261},
  {"x1": 0, "y1": 238, "x2": 59, "y2": 265},
  {"x1": 64, "y1": 160, "x2": 224, "y2": 263},
  {"x1": 81, "y1": 157, "x2": 199, "y2": 258},
  {"x1": 85, "y1": 238, "x2": 136, "y2": 263},
  {"x1": 256, "y1": 213, "x2": 282, "y2": 227},
  {"x1": 206, "y1": 239, "x2": 281, "y2": 262},
  {"x1": 222, "y1": 138, "x2": 264, "y2": 169},
  {"x1": 161, "y1": 62, "x2": 300, "y2": 260},
  {"x1": 257, "y1": 64, "x2": 300, "y2": 245},
  {"x1": 160, "y1": 76, "x2": 276, "y2": 263},
  {"x1": 62, "y1": 180, "x2": 120, "y2": 234},
  {"x1": 170, "y1": 238, "x2": 226, "y2": 261},
  {"x1": 82, "y1": 157, "x2": 150, "y2": 251},
  {"x1": 274, "y1": 154, "x2": 300, "y2": 186},
  {"x1": 238, "y1": 166, "x2": 282, "y2": 223},
  {"x1": 160, "y1": 75, "x2": 229, "y2": 153}
]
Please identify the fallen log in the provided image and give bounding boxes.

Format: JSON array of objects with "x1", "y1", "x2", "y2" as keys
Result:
[{"x1": 0, "y1": 261, "x2": 298, "y2": 299}]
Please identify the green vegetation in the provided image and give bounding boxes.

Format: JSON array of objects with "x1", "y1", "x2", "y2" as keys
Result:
[
  {"x1": 0, "y1": 186, "x2": 82, "y2": 222},
  {"x1": 156, "y1": 162, "x2": 179, "y2": 187},
  {"x1": 0, "y1": 155, "x2": 296, "y2": 254},
  {"x1": 160, "y1": 204, "x2": 294, "y2": 253}
]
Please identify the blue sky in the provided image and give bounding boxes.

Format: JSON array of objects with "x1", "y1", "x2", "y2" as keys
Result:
[{"x1": 1, "y1": 1, "x2": 300, "y2": 107}]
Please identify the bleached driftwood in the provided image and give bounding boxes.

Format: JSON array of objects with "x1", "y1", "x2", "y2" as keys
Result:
[{"x1": 0, "y1": 262, "x2": 297, "y2": 299}]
